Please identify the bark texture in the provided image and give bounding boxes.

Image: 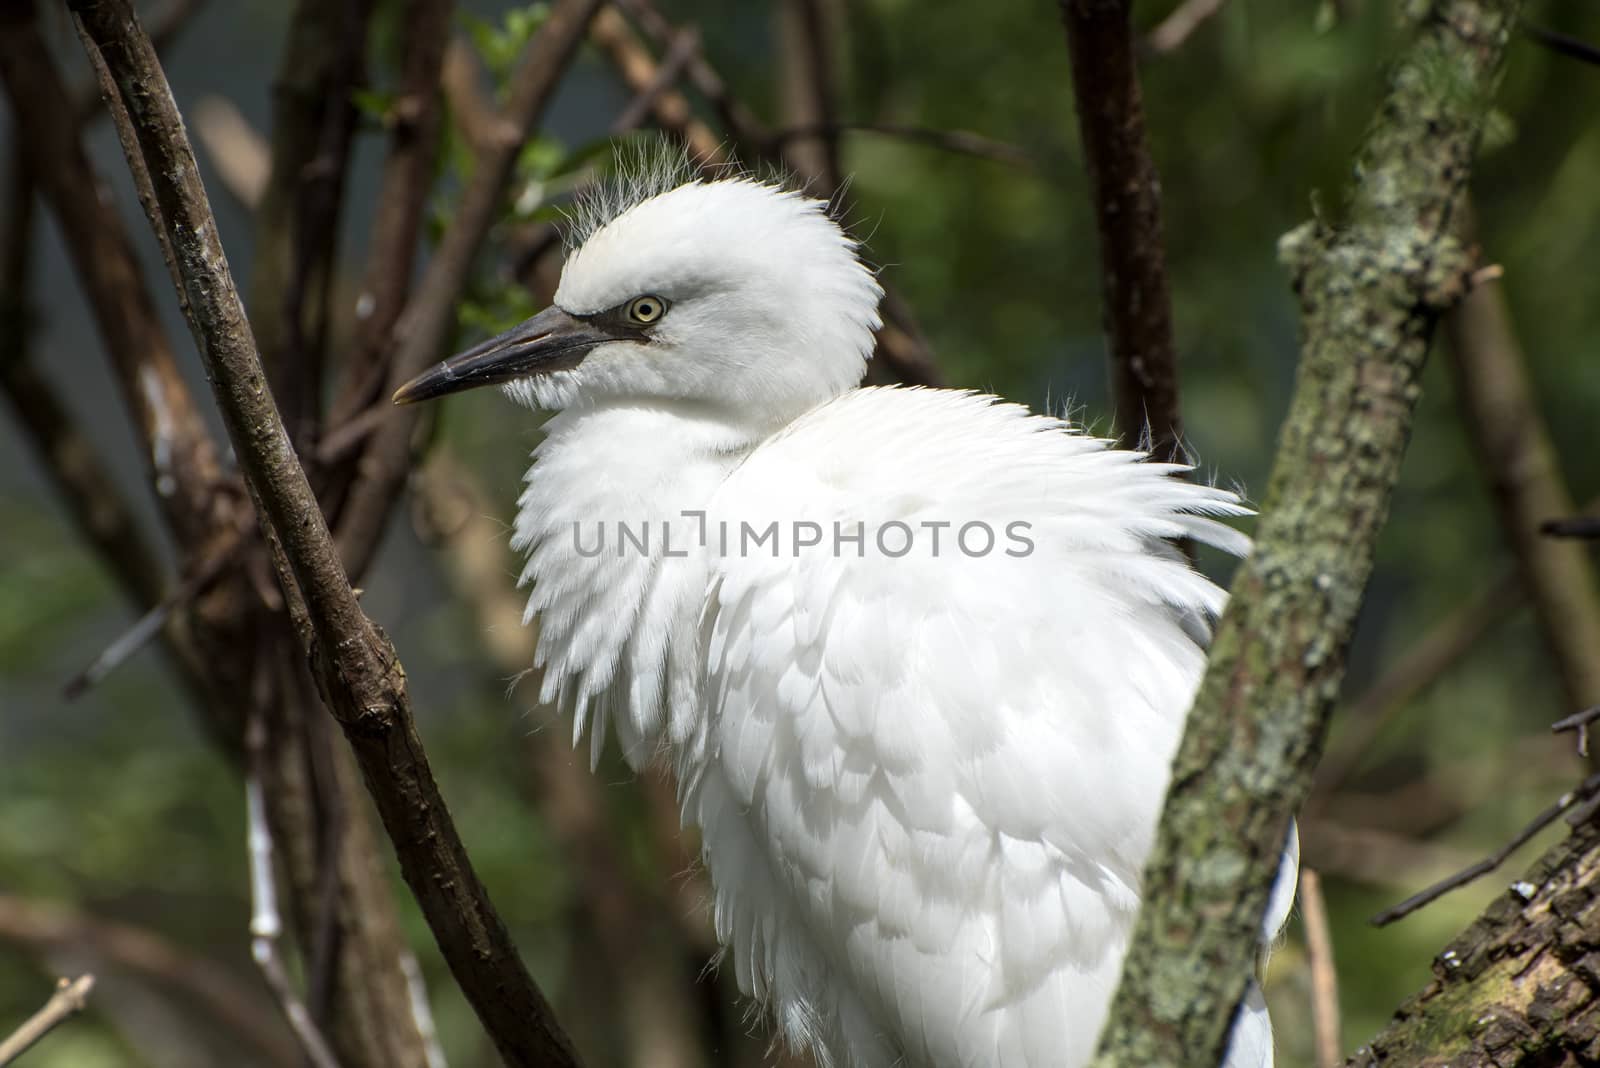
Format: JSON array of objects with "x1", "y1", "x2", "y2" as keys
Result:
[
  {"x1": 1091, "y1": 1, "x2": 1524, "y2": 1063},
  {"x1": 1058, "y1": 0, "x2": 1183, "y2": 462},
  {"x1": 67, "y1": 2, "x2": 585, "y2": 1063},
  {"x1": 1351, "y1": 819, "x2": 1600, "y2": 1067}
]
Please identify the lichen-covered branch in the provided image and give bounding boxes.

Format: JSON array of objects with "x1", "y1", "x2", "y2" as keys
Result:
[
  {"x1": 1057, "y1": 0, "x2": 1184, "y2": 462},
  {"x1": 1089, "y1": 1, "x2": 1523, "y2": 1064},
  {"x1": 66, "y1": 2, "x2": 582, "y2": 1064},
  {"x1": 1349, "y1": 818, "x2": 1600, "y2": 1066}
]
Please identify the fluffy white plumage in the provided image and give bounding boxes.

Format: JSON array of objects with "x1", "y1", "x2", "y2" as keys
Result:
[{"x1": 421, "y1": 161, "x2": 1299, "y2": 1067}]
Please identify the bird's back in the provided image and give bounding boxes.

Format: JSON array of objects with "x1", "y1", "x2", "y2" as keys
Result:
[{"x1": 679, "y1": 387, "x2": 1274, "y2": 1067}]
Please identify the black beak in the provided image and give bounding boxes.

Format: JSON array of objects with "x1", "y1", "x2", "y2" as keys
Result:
[{"x1": 392, "y1": 305, "x2": 622, "y2": 405}]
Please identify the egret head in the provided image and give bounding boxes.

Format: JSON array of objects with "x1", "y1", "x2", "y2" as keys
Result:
[{"x1": 395, "y1": 173, "x2": 884, "y2": 428}]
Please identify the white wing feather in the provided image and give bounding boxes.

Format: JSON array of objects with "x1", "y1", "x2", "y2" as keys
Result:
[{"x1": 682, "y1": 388, "x2": 1288, "y2": 1068}]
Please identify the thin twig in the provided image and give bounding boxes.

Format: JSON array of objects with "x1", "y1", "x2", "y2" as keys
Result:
[
  {"x1": 437, "y1": 40, "x2": 521, "y2": 153},
  {"x1": 1542, "y1": 515, "x2": 1600, "y2": 540},
  {"x1": 68, "y1": 4, "x2": 585, "y2": 1063},
  {"x1": 192, "y1": 96, "x2": 272, "y2": 208},
  {"x1": 589, "y1": 6, "x2": 722, "y2": 162},
  {"x1": 1371, "y1": 769, "x2": 1600, "y2": 926},
  {"x1": 62, "y1": 533, "x2": 238, "y2": 699},
  {"x1": 1552, "y1": 706, "x2": 1600, "y2": 759},
  {"x1": 398, "y1": 950, "x2": 448, "y2": 1068},
  {"x1": 1315, "y1": 496, "x2": 1600, "y2": 805},
  {"x1": 0, "y1": 894, "x2": 296, "y2": 1067},
  {"x1": 1058, "y1": 0, "x2": 1185, "y2": 465},
  {"x1": 245, "y1": 715, "x2": 343, "y2": 1068},
  {"x1": 777, "y1": 0, "x2": 841, "y2": 191},
  {"x1": 1522, "y1": 22, "x2": 1600, "y2": 68},
  {"x1": 1145, "y1": 0, "x2": 1228, "y2": 55},
  {"x1": 611, "y1": 24, "x2": 700, "y2": 133},
  {"x1": 0, "y1": 975, "x2": 96, "y2": 1068},
  {"x1": 772, "y1": 122, "x2": 1035, "y2": 169},
  {"x1": 617, "y1": 0, "x2": 772, "y2": 153},
  {"x1": 1298, "y1": 869, "x2": 1341, "y2": 1068}
]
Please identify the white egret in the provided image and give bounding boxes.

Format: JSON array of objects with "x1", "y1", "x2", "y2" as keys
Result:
[{"x1": 395, "y1": 159, "x2": 1299, "y2": 1068}]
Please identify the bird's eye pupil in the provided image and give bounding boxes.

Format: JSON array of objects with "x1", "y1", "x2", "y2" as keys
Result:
[{"x1": 630, "y1": 296, "x2": 663, "y2": 324}]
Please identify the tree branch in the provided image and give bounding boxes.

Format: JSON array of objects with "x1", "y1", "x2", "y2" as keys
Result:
[
  {"x1": 0, "y1": 975, "x2": 96, "y2": 1068},
  {"x1": 325, "y1": 0, "x2": 454, "y2": 437},
  {"x1": 1058, "y1": 0, "x2": 1184, "y2": 463},
  {"x1": 247, "y1": 0, "x2": 374, "y2": 447},
  {"x1": 66, "y1": 3, "x2": 583, "y2": 1064},
  {"x1": 0, "y1": 894, "x2": 295, "y2": 1068},
  {"x1": 245, "y1": 711, "x2": 343, "y2": 1068},
  {"x1": 771, "y1": 122, "x2": 1035, "y2": 169},
  {"x1": 0, "y1": 153, "x2": 168, "y2": 609},
  {"x1": 412, "y1": 454, "x2": 710, "y2": 1068},
  {"x1": 1349, "y1": 817, "x2": 1600, "y2": 1066},
  {"x1": 331, "y1": 0, "x2": 605, "y2": 582},
  {"x1": 1301, "y1": 869, "x2": 1342, "y2": 1068},
  {"x1": 1370, "y1": 769, "x2": 1600, "y2": 927},
  {"x1": 585, "y1": 4, "x2": 942, "y2": 387},
  {"x1": 1090, "y1": 1, "x2": 1523, "y2": 1063},
  {"x1": 0, "y1": 6, "x2": 223, "y2": 547},
  {"x1": 1443, "y1": 250, "x2": 1600, "y2": 722},
  {"x1": 1145, "y1": 0, "x2": 1228, "y2": 56},
  {"x1": 588, "y1": 6, "x2": 722, "y2": 162}
]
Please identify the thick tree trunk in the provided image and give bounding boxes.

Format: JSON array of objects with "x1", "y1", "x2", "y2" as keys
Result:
[{"x1": 1351, "y1": 820, "x2": 1600, "y2": 1066}]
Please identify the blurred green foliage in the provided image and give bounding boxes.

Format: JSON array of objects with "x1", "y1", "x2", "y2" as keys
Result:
[{"x1": 3, "y1": 1, "x2": 1599, "y2": 1065}]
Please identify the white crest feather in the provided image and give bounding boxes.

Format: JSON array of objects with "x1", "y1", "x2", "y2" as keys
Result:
[
  {"x1": 561, "y1": 137, "x2": 857, "y2": 251},
  {"x1": 563, "y1": 138, "x2": 701, "y2": 249}
]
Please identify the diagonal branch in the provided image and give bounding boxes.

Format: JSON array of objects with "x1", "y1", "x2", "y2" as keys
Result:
[
  {"x1": 331, "y1": 0, "x2": 606, "y2": 581},
  {"x1": 588, "y1": 3, "x2": 942, "y2": 386},
  {"x1": 0, "y1": 6, "x2": 222, "y2": 547},
  {"x1": 0, "y1": 975, "x2": 96, "y2": 1067},
  {"x1": 0, "y1": 893, "x2": 294, "y2": 1067},
  {"x1": 248, "y1": 0, "x2": 375, "y2": 447},
  {"x1": 1350, "y1": 816, "x2": 1600, "y2": 1065},
  {"x1": 1058, "y1": 0, "x2": 1184, "y2": 463},
  {"x1": 1442, "y1": 243, "x2": 1600, "y2": 723},
  {"x1": 325, "y1": 0, "x2": 454, "y2": 436},
  {"x1": 1090, "y1": 1, "x2": 1524, "y2": 1064},
  {"x1": 65, "y1": 3, "x2": 583, "y2": 1065},
  {"x1": 0, "y1": 154, "x2": 168, "y2": 608}
]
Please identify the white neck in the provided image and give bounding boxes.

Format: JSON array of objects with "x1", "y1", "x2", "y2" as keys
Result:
[{"x1": 511, "y1": 399, "x2": 769, "y2": 766}]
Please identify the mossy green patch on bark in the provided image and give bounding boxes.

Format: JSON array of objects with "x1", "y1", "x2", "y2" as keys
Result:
[{"x1": 1089, "y1": 1, "x2": 1524, "y2": 1065}]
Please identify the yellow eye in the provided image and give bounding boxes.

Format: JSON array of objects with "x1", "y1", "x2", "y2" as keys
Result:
[{"x1": 627, "y1": 295, "x2": 666, "y2": 325}]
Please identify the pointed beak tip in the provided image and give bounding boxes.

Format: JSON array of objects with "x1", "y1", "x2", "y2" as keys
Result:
[{"x1": 390, "y1": 384, "x2": 417, "y2": 406}]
